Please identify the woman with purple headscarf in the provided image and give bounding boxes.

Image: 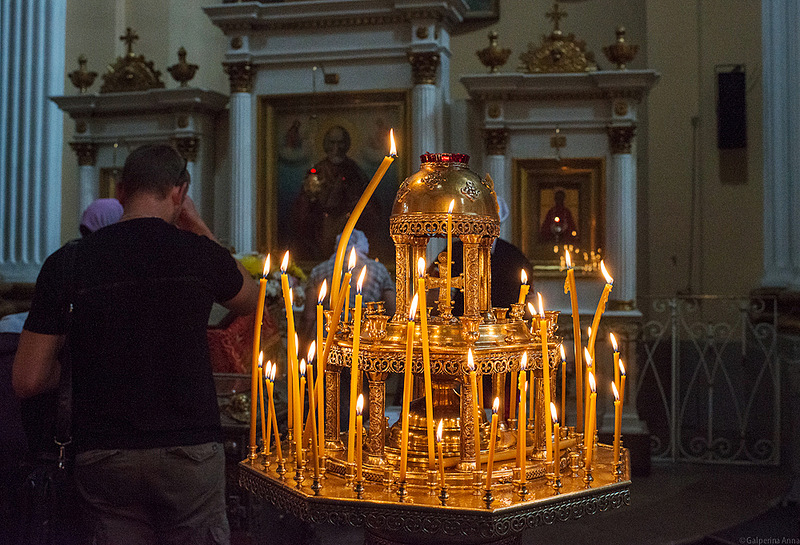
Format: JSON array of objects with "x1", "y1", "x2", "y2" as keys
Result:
[{"x1": 79, "y1": 198, "x2": 123, "y2": 237}]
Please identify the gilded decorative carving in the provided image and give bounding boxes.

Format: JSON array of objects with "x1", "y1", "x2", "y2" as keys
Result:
[
  {"x1": 177, "y1": 115, "x2": 190, "y2": 129},
  {"x1": 231, "y1": 36, "x2": 243, "y2": 50},
  {"x1": 172, "y1": 136, "x2": 199, "y2": 162},
  {"x1": 100, "y1": 28, "x2": 165, "y2": 93},
  {"x1": 459, "y1": 375, "x2": 477, "y2": 464},
  {"x1": 390, "y1": 214, "x2": 499, "y2": 239},
  {"x1": 68, "y1": 55, "x2": 97, "y2": 94},
  {"x1": 518, "y1": 4, "x2": 596, "y2": 74},
  {"x1": 167, "y1": 47, "x2": 199, "y2": 88},
  {"x1": 607, "y1": 125, "x2": 636, "y2": 154},
  {"x1": 485, "y1": 128, "x2": 509, "y2": 156},
  {"x1": 487, "y1": 104, "x2": 501, "y2": 119},
  {"x1": 603, "y1": 27, "x2": 639, "y2": 70},
  {"x1": 392, "y1": 235, "x2": 409, "y2": 322},
  {"x1": 70, "y1": 142, "x2": 98, "y2": 166},
  {"x1": 366, "y1": 372, "x2": 388, "y2": 459},
  {"x1": 416, "y1": 26, "x2": 429, "y2": 40},
  {"x1": 325, "y1": 368, "x2": 342, "y2": 445},
  {"x1": 75, "y1": 121, "x2": 87, "y2": 134},
  {"x1": 407, "y1": 52, "x2": 440, "y2": 85},
  {"x1": 477, "y1": 31, "x2": 511, "y2": 73},
  {"x1": 462, "y1": 236, "x2": 482, "y2": 318},
  {"x1": 613, "y1": 100, "x2": 629, "y2": 117},
  {"x1": 223, "y1": 61, "x2": 254, "y2": 94}
]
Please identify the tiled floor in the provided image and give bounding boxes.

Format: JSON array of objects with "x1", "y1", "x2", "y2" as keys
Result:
[{"x1": 238, "y1": 463, "x2": 798, "y2": 544}]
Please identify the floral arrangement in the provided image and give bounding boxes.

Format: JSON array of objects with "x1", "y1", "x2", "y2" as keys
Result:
[{"x1": 237, "y1": 253, "x2": 307, "y2": 311}]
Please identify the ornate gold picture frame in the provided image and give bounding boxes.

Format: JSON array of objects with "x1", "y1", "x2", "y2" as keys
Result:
[
  {"x1": 512, "y1": 158, "x2": 605, "y2": 273},
  {"x1": 257, "y1": 90, "x2": 411, "y2": 270}
]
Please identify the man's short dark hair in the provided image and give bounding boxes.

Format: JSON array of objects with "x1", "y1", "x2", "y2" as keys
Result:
[{"x1": 119, "y1": 144, "x2": 189, "y2": 198}]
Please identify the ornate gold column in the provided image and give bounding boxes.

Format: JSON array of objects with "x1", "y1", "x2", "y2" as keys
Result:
[
  {"x1": 393, "y1": 234, "x2": 410, "y2": 322},
  {"x1": 366, "y1": 371, "x2": 389, "y2": 463},
  {"x1": 458, "y1": 374, "x2": 478, "y2": 470},
  {"x1": 462, "y1": 234, "x2": 482, "y2": 318},
  {"x1": 480, "y1": 237, "x2": 493, "y2": 315},
  {"x1": 325, "y1": 365, "x2": 343, "y2": 451},
  {"x1": 223, "y1": 60, "x2": 255, "y2": 253}
]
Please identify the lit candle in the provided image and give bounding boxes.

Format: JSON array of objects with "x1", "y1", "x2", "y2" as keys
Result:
[
  {"x1": 297, "y1": 359, "x2": 306, "y2": 466},
  {"x1": 485, "y1": 397, "x2": 500, "y2": 489},
  {"x1": 587, "y1": 261, "x2": 613, "y2": 361},
  {"x1": 258, "y1": 353, "x2": 267, "y2": 454},
  {"x1": 612, "y1": 382, "x2": 622, "y2": 465},
  {"x1": 399, "y1": 293, "x2": 419, "y2": 483},
  {"x1": 517, "y1": 353, "x2": 528, "y2": 485},
  {"x1": 518, "y1": 269, "x2": 530, "y2": 305},
  {"x1": 417, "y1": 258, "x2": 435, "y2": 471},
  {"x1": 619, "y1": 360, "x2": 627, "y2": 407},
  {"x1": 583, "y1": 348, "x2": 593, "y2": 441},
  {"x1": 347, "y1": 266, "x2": 366, "y2": 466},
  {"x1": 267, "y1": 363, "x2": 282, "y2": 461},
  {"x1": 509, "y1": 367, "x2": 517, "y2": 422},
  {"x1": 280, "y1": 252, "x2": 297, "y2": 441},
  {"x1": 436, "y1": 419, "x2": 446, "y2": 488},
  {"x1": 538, "y1": 293, "x2": 553, "y2": 462},
  {"x1": 264, "y1": 361, "x2": 272, "y2": 455},
  {"x1": 559, "y1": 344, "x2": 567, "y2": 428},
  {"x1": 343, "y1": 248, "x2": 356, "y2": 323},
  {"x1": 306, "y1": 350, "x2": 320, "y2": 481},
  {"x1": 445, "y1": 199, "x2": 455, "y2": 312},
  {"x1": 356, "y1": 394, "x2": 364, "y2": 483},
  {"x1": 585, "y1": 372, "x2": 597, "y2": 471},
  {"x1": 467, "y1": 349, "x2": 481, "y2": 469},
  {"x1": 250, "y1": 254, "x2": 270, "y2": 453},
  {"x1": 315, "y1": 280, "x2": 327, "y2": 457},
  {"x1": 526, "y1": 303, "x2": 535, "y2": 429},
  {"x1": 550, "y1": 402, "x2": 560, "y2": 480},
  {"x1": 564, "y1": 250, "x2": 584, "y2": 433},
  {"x1": 610, "y1": 332, "x2": 620, "y2": 393},
  {"x1": 329, "y1": 130, "x2": 396, "y2": 307},
  {"x1": 321, "y1": 252, "x2": 353, "y2": 379}
]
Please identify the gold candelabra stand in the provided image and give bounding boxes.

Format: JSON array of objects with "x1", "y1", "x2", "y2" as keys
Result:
[{"x1": 241, "y1": 153, "x2": 630, "y2": 545}]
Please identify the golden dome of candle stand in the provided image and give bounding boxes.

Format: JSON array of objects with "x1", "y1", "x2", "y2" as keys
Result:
[{"x1": 239, "y1": 153, "x2": 631, "y2": 544}]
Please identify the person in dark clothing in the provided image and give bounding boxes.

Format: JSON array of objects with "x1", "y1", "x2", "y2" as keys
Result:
[{"x1": 13, "y1": 144, "x2": 259, "y2": 545}]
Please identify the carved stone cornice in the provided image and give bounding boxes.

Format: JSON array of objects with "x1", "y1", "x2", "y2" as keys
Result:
[
  {"x1": 408, "y1": 52, "x2": 440, "y2": 85},
  {"x1": 70, "y1": 142, "x2": 98, "y2": 166},
  {"x1": 484, "y1": 128, "x2": 509, "y2": 156},
  {"x1": 173, "y1": 136, "x2": 199, "y2": 162},
  {"x1": 223, "y1": 61, "x2": 254, "y2": 93},
  {"x1": 607, "y1": 125, "x2": 636, "y2": 154}
]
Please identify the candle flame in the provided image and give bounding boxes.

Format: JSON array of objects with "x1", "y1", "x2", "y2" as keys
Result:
[
  {"x1": 258, "y1": 351, "x2": 263, "y2": 368},
  {"x1": 527, "y1": 302, "x2": 536, "y2": 317},
  {"x1": 318, "y1": 279, "x2": 327, "y2": 304},
  {"x1": 537, "y1": 292, "x2": 545, "y2": 318},
  {"x1": 492, "y1": 396, "x2": 500, "y2": 414},
  {"x1": 620, "y1": 360, "x2": 626, "y2": 376},
  {"x1": 610, "y1": 332, "x2": 618, "y2": 352},
  {"x1": 269, "y1": 362, "x2": 276, "y2": 382},
  {"x1": 348, "y1": 247, "x2": 356, "y2": 272},
  {"x1": 520, "y1": 351, "x2": 528, "y2": 371},
  {"x1": 467, "y1": 348, "x2": 475, "y2": 372},
  {"x1": 264, "y1": 360, "x2": 271, "y2": 379},
  {"x1": 262, "y1": 254, "x2": 271, "y2": 277},
  {"x1": 408, "y1": 293, "x2": 419, "y2": 320},
  {"x1": 307, "y1": 341, "x2": 316, "y2": 364},
  {"x1": 559, "y1": 344, "x2": 566, "y2": 362},
  {"x1": 550, "y1": 401, "x2": 559, "y2": 424},
  {"x1": 417, "y1": 257, "x2": 425, "y2": 278},
  {"x1": 436, "y1": 419, "x2": 444, "y2": 443},
  {"x1": 357, "y1": 265, "x2": 367, "y2": 293},
  {"x1": 587, "y1": 326, "x2": 591, "y2": 338},
  {"x1": 300, "y1": 359, "x2": 306, "y2": 377},
  {"x1": 281, "y1": 250, "x2": 289, "y2": 272},
  {"x1": 389, "y1": 128, "x2": 397, "y2": 157},
  {"x1": 565, "y1": 249, "x2": 572, "y2": 268},
  {"x1": 588, "y1": 372, "x2": 596, "y2": 392},
  {"x1": 520, "y1": 269, "x2": 528, "y2": 285},
  {"x1": 601, "y1": 260, "x2": 613, "y2": 284},
  {"x1": 448, "y1": 199, "x2": 455, "y2": 214},
  {"x1": 584, "y1": 347, "x2": 593, "y2": 368},
  {"x1": 612, "y1": 381, "x2": 619, "y2": 401},
  {"x1": 356, "y1": 393, "x2": 364, "y2": 415}
]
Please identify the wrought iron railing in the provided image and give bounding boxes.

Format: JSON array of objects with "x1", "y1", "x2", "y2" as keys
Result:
[{"x1": 636, "y1": 295, "x2": 780, "y2": 465}]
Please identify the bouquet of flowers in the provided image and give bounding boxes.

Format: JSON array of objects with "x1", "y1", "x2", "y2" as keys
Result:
[{"x1": 237, "y1": 253, "x2": 307, "y2": 312}]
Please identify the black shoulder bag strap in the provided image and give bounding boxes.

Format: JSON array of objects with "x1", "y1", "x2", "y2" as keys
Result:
[{"x1": 55, "y1": 240, "x2": 80, "y2": 470}]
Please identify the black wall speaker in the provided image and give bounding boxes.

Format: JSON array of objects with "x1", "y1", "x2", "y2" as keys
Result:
[{"x1": 717, "y1": 68, "x2": 747, "y2": 150}]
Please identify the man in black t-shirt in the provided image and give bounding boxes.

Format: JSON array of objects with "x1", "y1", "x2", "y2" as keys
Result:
[{"x1": 13, "y1": 144, "x2": 259, "y2": 544}]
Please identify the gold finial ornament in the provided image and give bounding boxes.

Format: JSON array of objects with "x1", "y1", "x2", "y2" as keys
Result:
[
  {"x1": 68, "y1": 55, "x2": 98, "y2": 94},
  {"x1": 603, "y1": 27, "x2": 639, "y2": 70},
  {"x1": 100, "y1": 27, "x2": 165, "y2": 93},
  {"x1": 168, "y1": 47, "x2": 199, "y2": 87},
  {"x1": 476, "y1": 31, "x2": 511, "y2": 73},
  {"x1": 518, "y1": 2, "x2": 597, "y2": 74}
]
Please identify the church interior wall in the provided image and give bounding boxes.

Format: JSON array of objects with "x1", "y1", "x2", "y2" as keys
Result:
[{"x1": 57, "y1": 0, "x2": 763, "y2": 301}]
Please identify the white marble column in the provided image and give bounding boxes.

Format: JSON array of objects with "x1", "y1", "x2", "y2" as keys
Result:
[
  {"x1": 0, "y1": 0, "x2": 66, "y2": 281},
  {"x1": 483, "y1": 128, "x2": 510, "y2": 239},
  {"x1": 224, "y1": 62, "x2": 254, "y2": 254},
  {"x1": 606, "y1": 126, "x2": 637, "y2": 306},
  {"x1": 762, "y1": 0, "x2": 800, "y2": 289},
  {"x1": 70, "y1": 143, "x2": 98, "y2": 223}
]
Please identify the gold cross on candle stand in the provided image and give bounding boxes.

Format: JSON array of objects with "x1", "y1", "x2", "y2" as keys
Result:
[{"x1": 424, "y1": 251, "x2": 464, "y2": 319}]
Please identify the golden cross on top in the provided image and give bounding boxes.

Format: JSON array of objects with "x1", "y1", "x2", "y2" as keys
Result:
[
  {"x1": 120, "y1": 27, "x2": 139, "y2": 56},
  {"x1": 546, "y1": 2, "x2": 567, "y2": 32}
]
